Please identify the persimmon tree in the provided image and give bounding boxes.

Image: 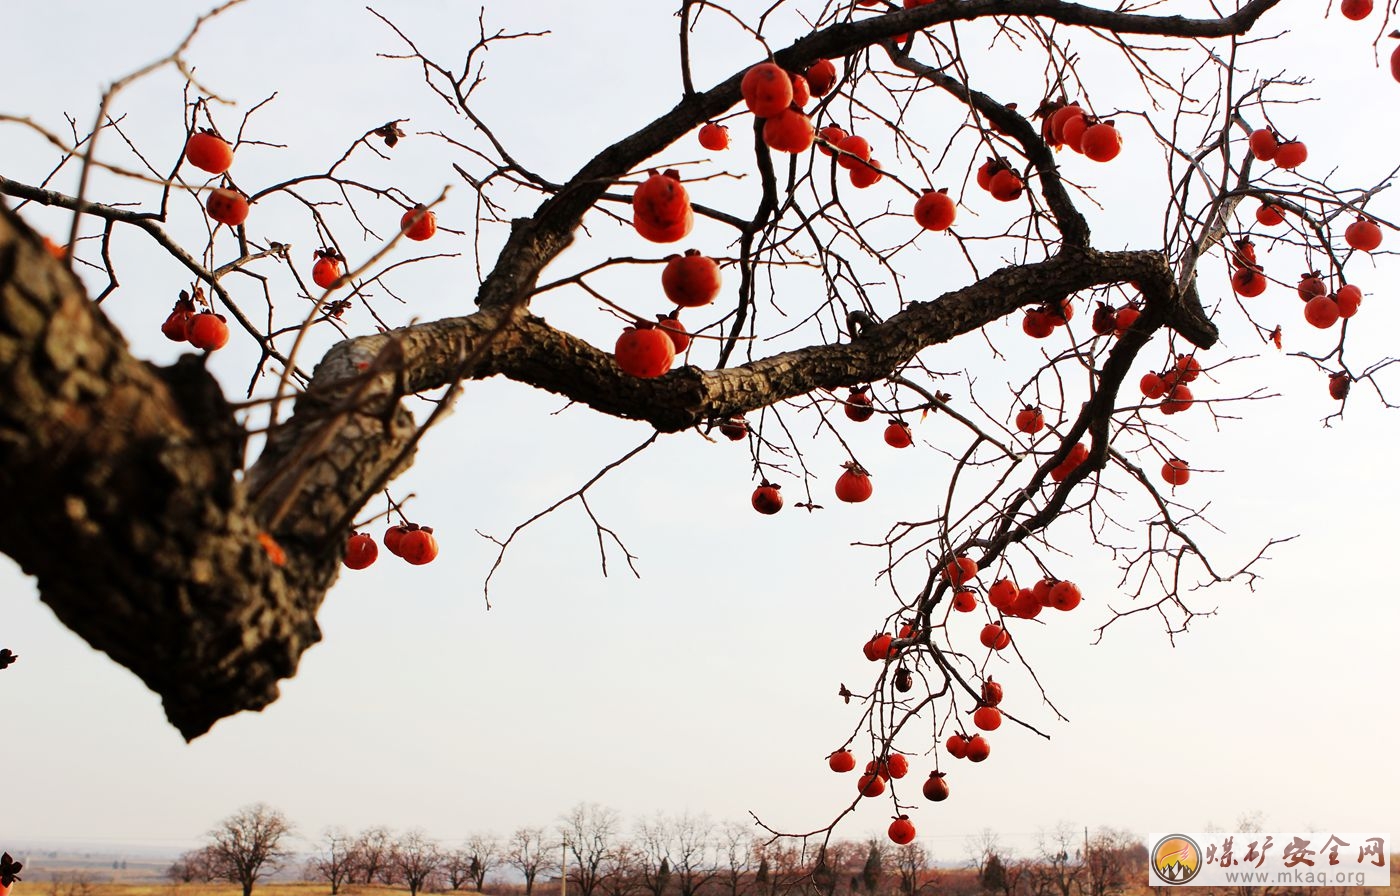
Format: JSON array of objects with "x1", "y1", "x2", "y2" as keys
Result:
[{"x1": 0, "y1": 0, "x2": 1396, "y2": 842}]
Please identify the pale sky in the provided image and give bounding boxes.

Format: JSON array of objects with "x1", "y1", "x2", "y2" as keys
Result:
[{"x1": 1, "y1": 0, "x2": 1396, "y2": 862}]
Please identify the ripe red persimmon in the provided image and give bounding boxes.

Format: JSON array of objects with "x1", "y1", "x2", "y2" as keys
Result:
[
  {"x1": 848, "y1": 158, "x2": 884, "y2": 188},
  {"x1": 741, "y1": 62, "x2": 793, "y2": 117},
  {"x1": 884, "y1": 421, "x2": 913, "y2": 449},
  {"x1": 913, "y1": 189, "x2": 956, "y2": 231},
  {"x1": 979, "y1": 623, "x2": 1011, "y2": 650},
  {"x1": 944, "y1": 556, "x2": 978, "y2": 586},
  {"x1": 1162, "y1": 458, "x2": 1190, "y2": 486},
  {"x1": 965, "y1": 735, "x2": 991, "y2": 763},
  {"x1": 989, "y1": 169, "x2": 1025, "y2": 202},
  {"x1": 1174, "y1": 354, "x2": 1203, "y2": 383},
  {"x1": 1234, "y1": 237, "x2": 1258, "y2": 267},
  {"x1": 817, "y1": 125, "x2": 848, "y2": 156},
  {"x1": 662, "y1": 250, "x2": 722, "y2": 307},
  {"x1": 952, "y1": 589, "x2": 978, "y2": 613},
  {"x1": 344, "y1": 532, "x2": 378, "y2": 570},
  {"x1": 828, "y1": 749, "x2": 856, "y2": 773},
  {"x1": 973, "y1": 706, "x2": 1003, "y2": 731},
  {"x1": 1062, "y1": 115, "x2": 1093, "y2": 155},
  {"x1": 1231, "y1": 267, "x2": 1267, "y2": 298},
  {"x1": 1011, "y1": 587, "x2": 1043, "y2": 619},
  {"x1": 615, "y1": 325, "x2": 675, "y2": 378},
  {"x1": 1015, "y1": 406, "x2": 1045, "y2": 434},
  {"x1": 857, "y1": 772, "x2": 887, "y2": 797},
  {"x1": 1345, "y1": 218, "x2": 1383, "y2": 252},
  {"x1": 982, "y1": 678, "x2": 1003, "y2": 707},
  {"x1": 836, "y1": 135, "x2": 872, "y2": 170},
  {"x1": 882, "y1": 753, "x2": 910, "y2": 780},
  {"x1": 1297, "y1": 272, "x2": 1328, "y2": 301},
  {"x1": 1091, "y1": 303, "x2": 1118, "y2": 336},
  {"x1": 805, "y1": 58, "x2": 838, "y2": 96},
  {"x1": 657, "y1": 312, "x2": 690, "y2": 353},
  {"x1": 1274, "y1": 141, "x2": 1308, "y2": 169},
  {"x1": 184, "y1": 130, "x2": 234, "y2": 175},
  {"x1": 1023, "y1": 308, "x2": 1055, "y2": 339},
  {"x1": 1114, "y1": 305, "x2": 1141, "y2": 334},
  {"x1": 1336, "y1": 284, "x2": 1362, "y2": 318},
  {"x1": 987, "y1": 578, "x2": 1017, "y2": 612},
  {"x1": 1329, "y1": 372, "x2": 1350, "y2": 400},
  {"x1": 888, "y1": 816, "x2": 916, "y2": 846},
  {"x1": 1047, "y1": 580, "x2": 1083, "y2": 611},
  {"x1": 1256, "y1": 203, "x2": 1285, "y2": 226},
  {"x1": 844, "y1": 387, "x2": 875, "y2": 422},
  {"x1": 399, "y1": 527, "x2": 439, "y2": 565},
  {"x1": 1051, "y1": 442, "x2": 1090, "y2": 482},
  {"x1": 312, "y1": 249, "x2": 343, "y2": 289},
  {"x1": 1304, "y1": 295, "x2": 1340, "y2": 329},
  {"x1": 1340, "y1": 0, "x2": 1373, "y2": 19},
  {"x1": 633, "y1": 170, "x2": 694, "y2": 243},
  {"x1": 787, "y1": 73, "x2": 811, "y2": 110},
  {"x1": 1248, "y1": 128, "x2": 1279, "y2": 161},
  {"x1": 923, "y1": 771, "x2": 950, "y2": 802},
  {"x1": 751, "y1": 481, "x2": 783, "y2": 515},
  {"x1": 863, "y1": 632, "x2": 895, "y2": 662},
  {"x1": 976, "y1": 158, "x2": 999, "y2": 191},
  {"x1": 1161, "y1": 383, "x2": 1194, "y2": 415},
  {"x1": 1049, "y1": 104, "x2": 1086, "y2": 145},
  {"x1": 186, "y1": 312, "x2": 229, "y2": 351},
  {"x1": 384, "y1": 524, "x2": 409, "y2": 557},
  {"x1": 945, "y1": 733, "x2": 969, "y2": 759},
  {"x1": 763, "y1": 109, "x2": 815, "y2": 153},
  {"x1": 835, "y1": 463, "x2": 873, "y2": 503},
  {"x1": 161, "y1": 296, "x2": 196, "y2": 342},
  {"x1": 400, "y1": 204, "x2": 437, "y2": 241},
  {"x1": 1140, "y1": 372, "x2": 1167, "y2": 400},
  {"x1": 1081, "y1": 122, "x2": 1122, "y2": 162},
  {"x1": 719, "y1": 416, "x2": 748, "y2": 441},
  {"x1": 206, "y1": 188, "x2": 249, "y2": 227},
  {"x1": 698, "y1": 122, "x2": 730, "y2": 151}
]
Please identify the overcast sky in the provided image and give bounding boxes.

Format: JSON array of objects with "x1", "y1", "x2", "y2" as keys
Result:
[{"x1": 1, "y1": 0, "x2": 1396, "y2": 863}]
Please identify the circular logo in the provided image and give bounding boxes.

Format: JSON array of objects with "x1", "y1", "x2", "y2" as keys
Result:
[{"x1": 1151, "y1": 835, "x2": 1202, "y2": 885}]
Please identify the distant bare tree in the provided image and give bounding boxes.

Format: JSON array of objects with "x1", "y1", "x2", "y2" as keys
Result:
[
  {"x1": 506, "y1": 826, "x2": 559, "y2": 896},
  {"x1": 561, "y1": 803, "x2": 620, "y2": 896},
  {"x1": 599, "y1": 844, "x2": 646, "y2": 896},
  {"x1": 442, "y1": 849, "x2": 476, "y2": 892},
  {"x1": 353, "y1": 827, "x2": 396, "y2": 885},
  {"x1": 891, "y1": 843, "x2": 932, "y2": 896},
  {"x1": 752, "y1": 841, "x2": 804, "y2": 896},
  {"x1": 204, "y1": 804, "x2": 294, "y2": 896},
  {"x1": 464, "y1": 834, "x2": 501, "y2": 891},
  {"x1": 391, "y1": 831, "x2": 445, "y2": 896},
  {"x1": 669, "y1": 813, "x2": 717, "y2": 896},
  {"x1": 1034, "y1": 827, "x2": 1083, "y2": 896},
  {"x1": 635, "y1": 815, "x2": 673, "y2": 896},
  {"x1": 716, "y1": 822, "x2": 754, "y2": 896},
  {"x1": 168, "y1": 848, "x2": 216, "y2": 884},
  {"x1": 307, "y1": 828, "x2": 360, "y2": 896},
  {"x1": 1079, "y1": 829, "x2": 1137, "y2": 896},
  {"x1": 967, "y1": 830, "x2": 1003, "y2": 882}
]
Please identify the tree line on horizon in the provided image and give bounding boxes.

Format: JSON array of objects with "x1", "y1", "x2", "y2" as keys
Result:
[{"x1": 162, "y1": 805, "x2": 1149, "y2": 896}]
